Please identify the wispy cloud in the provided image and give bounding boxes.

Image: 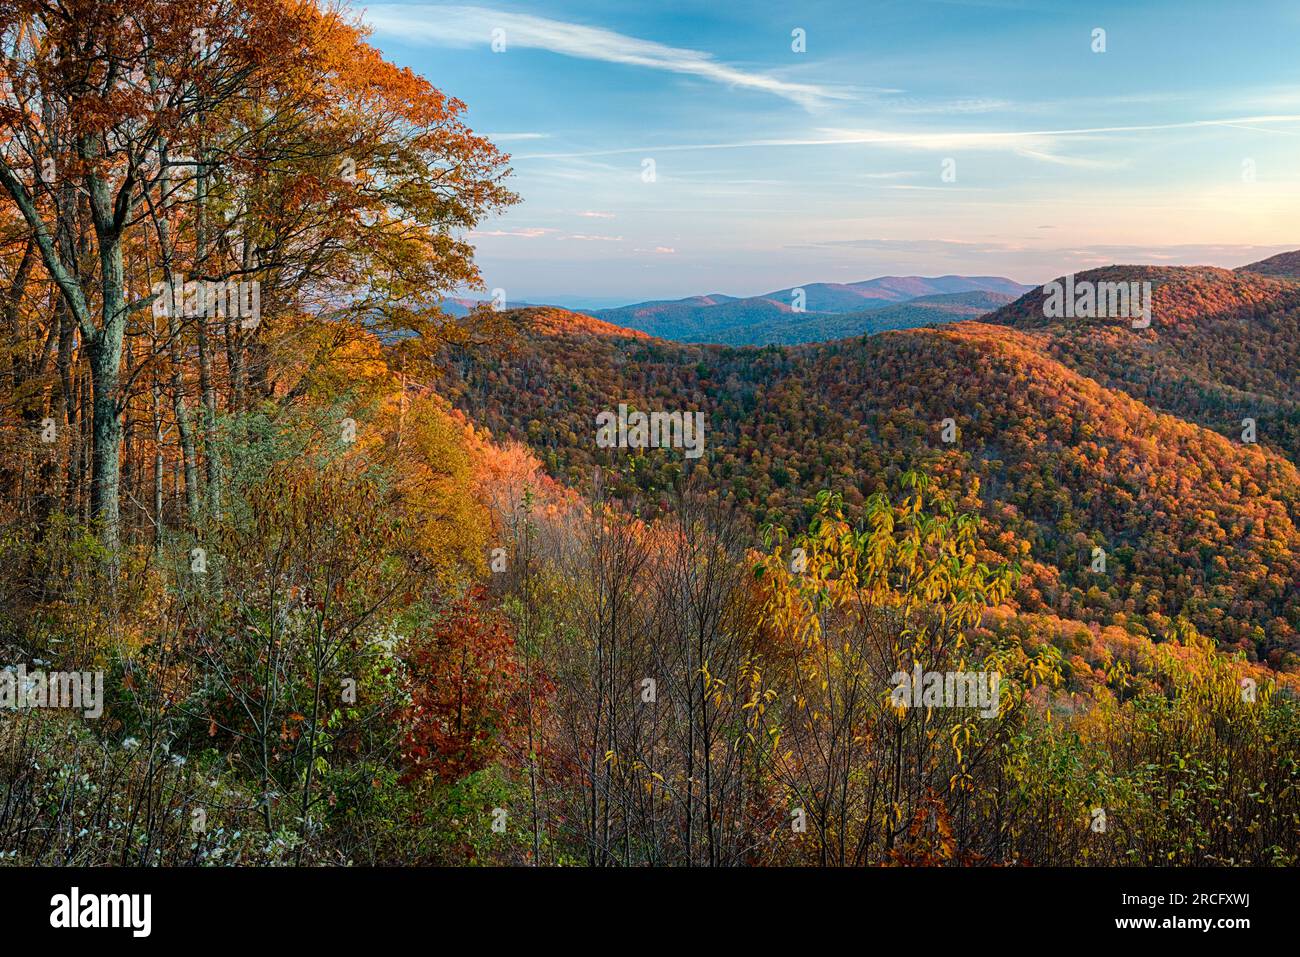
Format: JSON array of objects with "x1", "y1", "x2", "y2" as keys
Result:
[
  {"x1": 362, "y1": 4, "x2": 849, "y2": 108},
  {"x1": 513, "y1": 115, "x2": 1300, "y2": 167},
  {"x1": 884, "y1": 184, "x2": 989, "y2": 191},
  {"x1": 483, "y1": 132, "x2": 550, "y2": 142},
  {"x1": 790, "y1": 238, "x2": 1298, "y2": 273},
  {"x1": 817, "y1": 115, "x2": 1300, "y2": 150},
  {"x1": 886, "y1": 97, "x2": 1016, "y2": 115},
  {"x1": 469, "y1": 227, "x2": 556, "y2": 239}
]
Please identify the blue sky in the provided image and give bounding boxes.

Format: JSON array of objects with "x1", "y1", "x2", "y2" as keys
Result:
[{"x1": 360, "y1": 0, "x2": 1300, "y2": 307}]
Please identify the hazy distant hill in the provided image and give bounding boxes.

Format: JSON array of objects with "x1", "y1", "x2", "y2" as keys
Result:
[
  {"x1": 751, "y1": 274, "x2": 1031, "y2": 310},
  {"x1": 771, "y1": 290, "x2": 1018, "y2": 344},
  {"x1": 1239, "y1": 250, "x2": 1300, "y2": 278},
  {"x1": 589, "y1": 275, "x2": 1032, "y2": 344}
]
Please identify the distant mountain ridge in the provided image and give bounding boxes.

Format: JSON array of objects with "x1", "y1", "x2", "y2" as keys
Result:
[
  {"x1": 1239, "y1": 250, "x2": 1300, "y2": 278},
  {"x1": 585, "y1": 274, "x2": 1032, "y2": 345},
  {"x1": 609, "y1": 290, "x2": 1015, "y2": 346},
  {"x1": 436, "y1": 275, "x2": 1032, "y2": 345}
]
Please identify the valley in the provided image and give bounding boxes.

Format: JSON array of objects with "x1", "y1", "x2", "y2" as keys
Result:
[{"x1": 441, "y1": 262, "x2": 1300, "y2": 673}]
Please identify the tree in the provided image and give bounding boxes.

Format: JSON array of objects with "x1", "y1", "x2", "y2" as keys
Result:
[{"x1": 0, "y1": 0, "x2": 517, "y2": 549}]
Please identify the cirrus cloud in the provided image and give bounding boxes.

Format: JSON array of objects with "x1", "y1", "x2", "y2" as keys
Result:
[{"x1": 362, "y1": 4, "x2": 851, "y2": 109}]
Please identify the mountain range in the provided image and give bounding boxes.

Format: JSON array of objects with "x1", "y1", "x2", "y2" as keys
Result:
[
  {"x1": 586, "y1": 274, "x2": 1032, "y2": 345},
  {"x1": 439, "y1": 274, "x2": 1033, "y2": 346},
  {"x1": 437, "y1": 254, "x2": 1300, "y2": 673}
]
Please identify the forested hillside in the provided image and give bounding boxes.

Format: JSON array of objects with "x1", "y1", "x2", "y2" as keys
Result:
[
  {"x1": 1240, "y1": 250, "x2": 1300, "y2": 278},
  {"x1": 591, "y1": 289, "x2": 1014, "y2": 346},
  {"x1": 986, "y1": 266, "x2": 1300, "y2": 463},
  {"x1": 441, "y1": 304, "x2": 1300, "y2": 670},
  {"x1": 0, "y1": 0, "x2": 1295, "y2": 870}
]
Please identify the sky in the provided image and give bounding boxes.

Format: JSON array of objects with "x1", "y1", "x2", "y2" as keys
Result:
[{"x1": 359, "y1": 0, "x2": 1300, "y2": 308}]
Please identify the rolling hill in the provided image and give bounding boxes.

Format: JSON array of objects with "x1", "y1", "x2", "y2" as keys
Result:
[
  {"x1": 1239, "y1": 249, "x2": 1300, "y2": 278},
  {"x1": 985, "y1": 265, "x2": 1300, "y2": 464},
  {"x1": 588, "y1": 274, "x2": 1032, "y2": 344},
  {"x1": 773, "y1": 290, "x2": 1018, "y2": 343},
  {"x1": 438, "y1": 280, "x2": 1300, "y2": 670}
]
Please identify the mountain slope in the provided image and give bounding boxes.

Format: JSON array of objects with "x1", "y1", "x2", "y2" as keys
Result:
[
  {"x1": 985, "y1": 265, "x2": 1300, "y2": 464},
  {"x1": 779, "y1": 290, "x2": 1016, "y2": 342},
  {"x1": 590, "y1": 274, "x2": 1032, "y2": 344},
  {"x1": 440, "y1": 306, "x2": 1300, "y2": 668},
  {"x1": 591, "y1": 294, "x2": 798, "y2": 342},
  {"x1": 750, "y1": 274, "x2": 1030, "y2": 310},
  {"x1": 592, "y1": 290, "x2": 1015, "y2": 346},
  {"x1": 1239, "y1": 250, "x2": 1300, "y2": 278}
]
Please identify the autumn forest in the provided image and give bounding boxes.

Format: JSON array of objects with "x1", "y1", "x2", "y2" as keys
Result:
[{"x1": 0, "y1": 0, "x2": 1296, "y2": 875}]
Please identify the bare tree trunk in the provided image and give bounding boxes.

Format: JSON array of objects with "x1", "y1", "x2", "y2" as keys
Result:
[
  {"x1": 151, "y1": 132, "x2": 201, "y2": 524},
  {"x1": 195, "y1": 146, "x2": 221, "y2": 519}
]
